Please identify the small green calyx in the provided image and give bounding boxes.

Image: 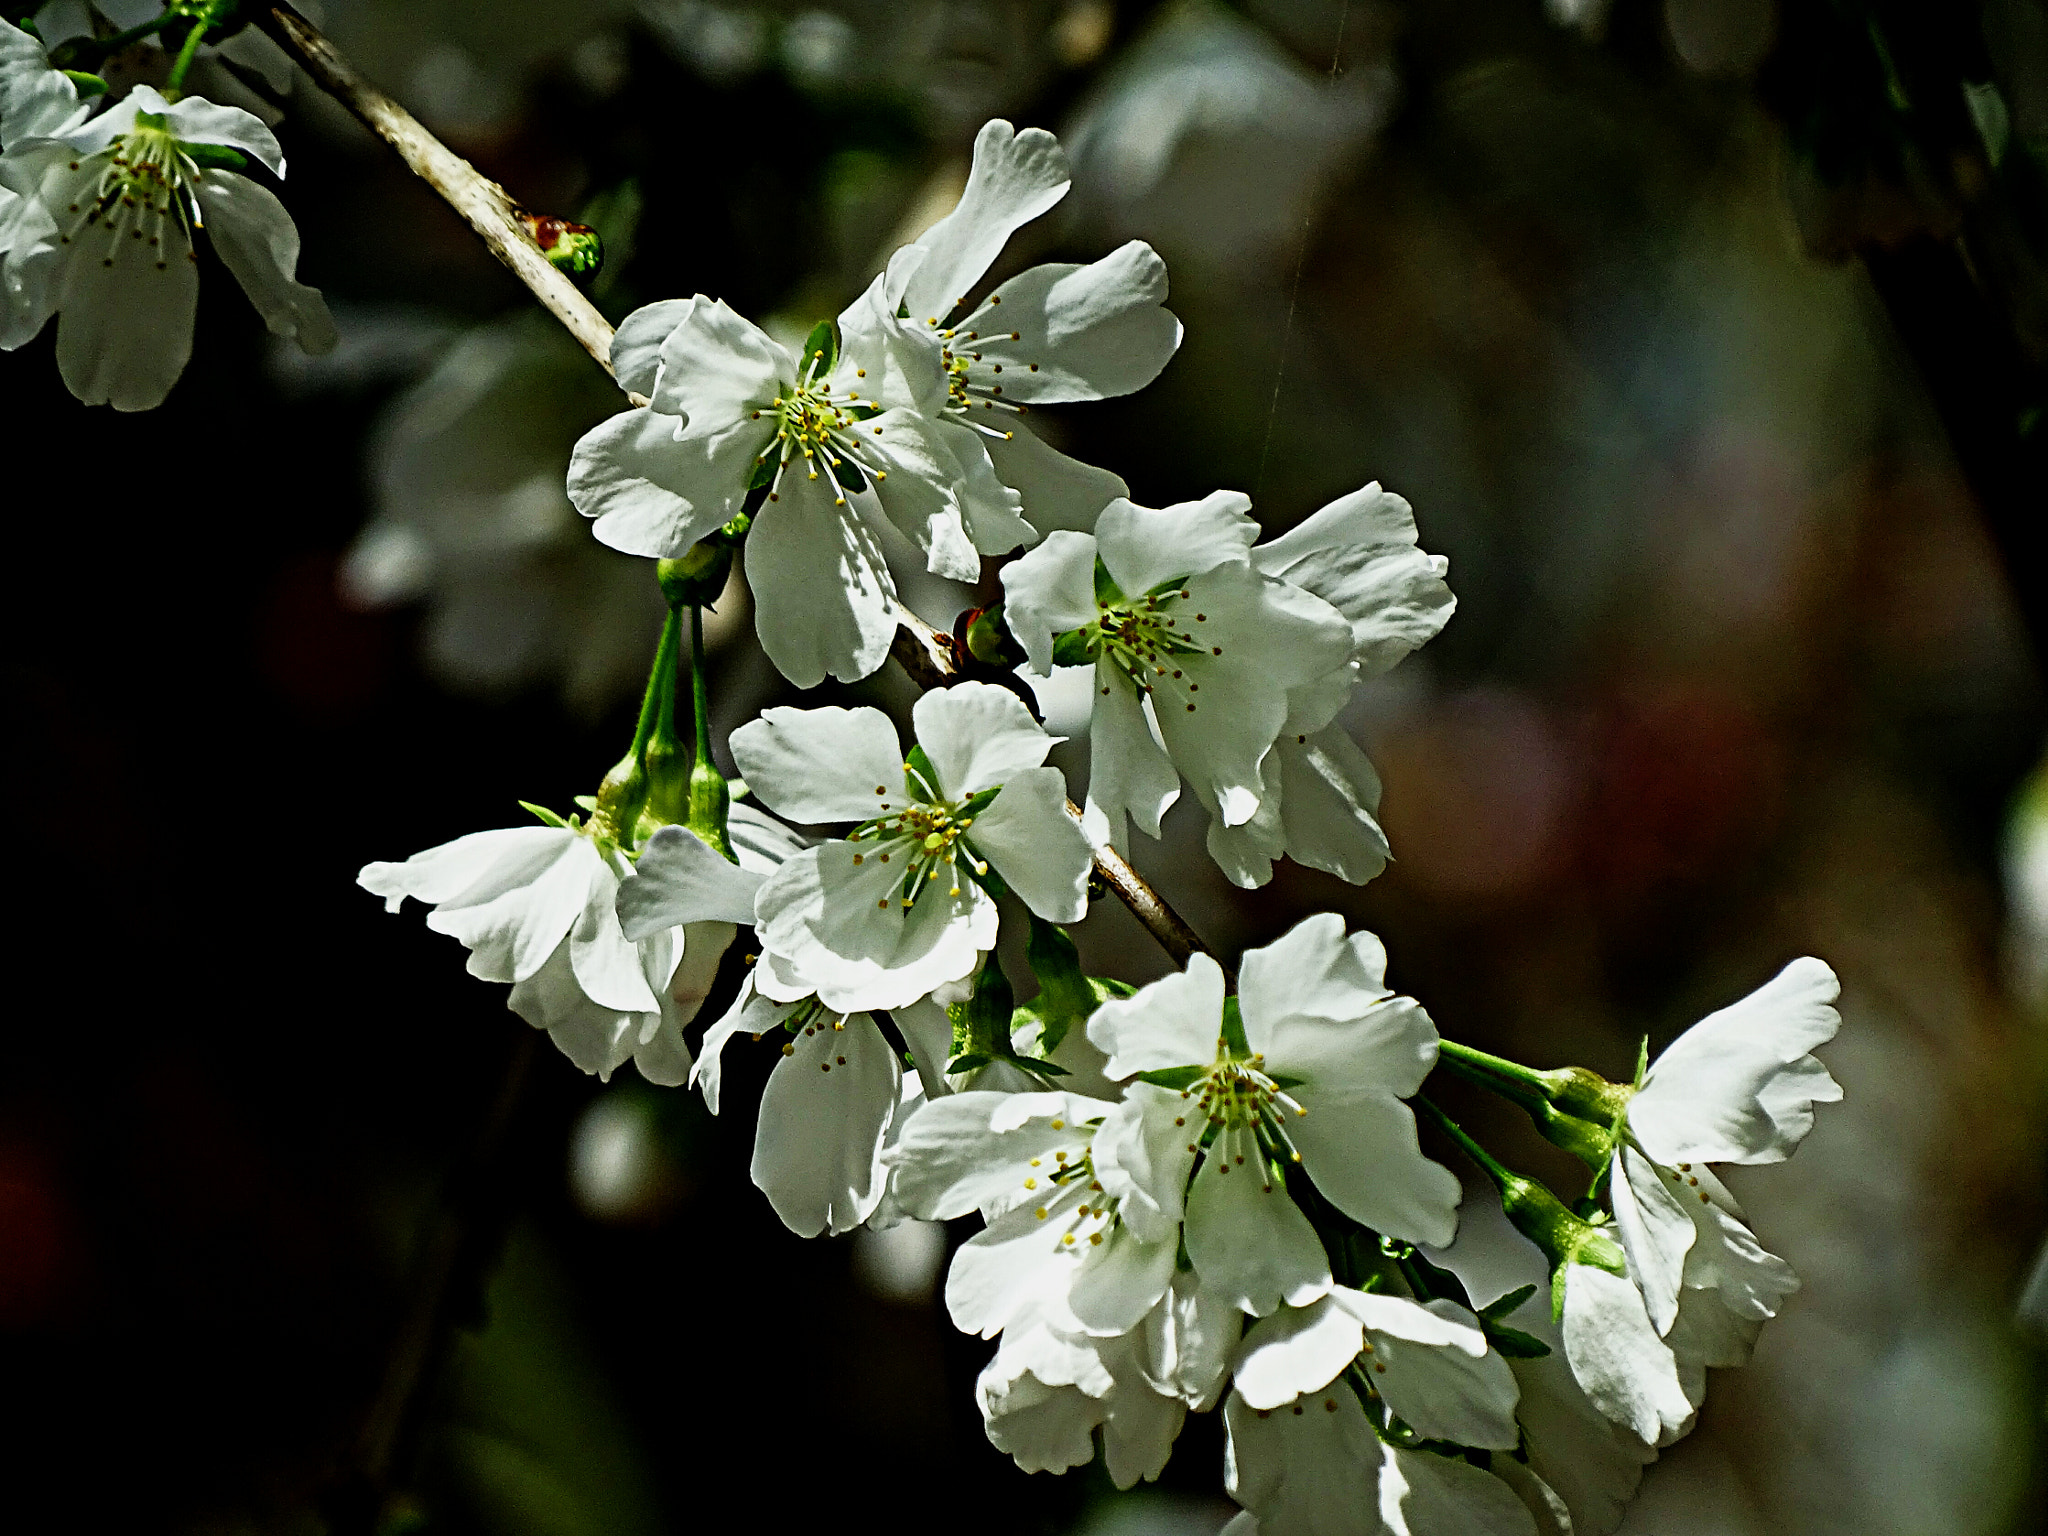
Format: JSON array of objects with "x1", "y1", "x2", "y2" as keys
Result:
[
  {"x1": 1053, "y1": 559, "x2": 1210, "y2": 704},
  {"x1": 963, "y1": 603, "x2": 1027, "y2": 669},
  {"x1": 657, "y1": 540, "x2": 734, "y2": 608},
  {"x1": 1545, "y1": 1064, "x2": 1637, "y2": 1128}
]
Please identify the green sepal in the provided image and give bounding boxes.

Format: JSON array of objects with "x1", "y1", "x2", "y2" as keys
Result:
[
  {"x1": 1479, "y1": 1283, "x2": 1538, "y2": 1321},
  {"x1": 61, "y1": 70, "x2": 107, "y2": 98},
  {"x1": 945, "y1": 1052, "x2": 994, "y2": 1075},
  {"x1": 1220, "y1": 995, "x2": 1251, "y2": 1058},
  {"x1": 1020, "y1": 914, "x2": 1095, "y2": 1055},
  {"x1": 964, "y1": 603, "x2": 1027, "y2": 668},
  {"x1": 1483, "y1": 1324, "x2": 1551, "y2": 1360},
  {"x1": 1050, "y1": 628, "x2": 1097, "y2": 668},
  {"x1": 573, "y1": 795, "x2": 599, "y2": 813},
  {"x1": 519, "y1": 800, "x2": 574, "y2": 830},
  {"x1": 1134, "y1": 1065, "x2": 1206, "y2": 1091},
  {"x1": 1145, "y1": 573, "x2": 1193, "y2": 597},
  {"x1": 1092, "y1": 556, "x2": 1125, "y2": 606},
  {"x1": 183, "y1": 141, "x2": 249, "y2": 171},
  {"x1": 959, "y1": 785, "x2": 1002, "y2": 818},
  {"x1": 800, "y1": 319, "x2": 836, "y2": 379},
  {"x1": 1266, "y1": 1072, "x2": 1307, "y2": 1090},
  {"x1": 657, "y1": 541, "x2": 735, "y2": 607}
]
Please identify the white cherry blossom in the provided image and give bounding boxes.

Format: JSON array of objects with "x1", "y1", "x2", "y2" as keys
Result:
[
  {"x1": 566, "y1": 296, "x2": 968, "y2": 688},
  {"x1": 359, "y1": 804, "x2": 793, "y2": 1086},
  {"x1": 1554, "y1": 1257, "x2": 1694, "y2": 1448},
  {"x1": 690, "y1": 972, "x2": 913, "y2": 1238},
  {"x1": 1208, "y1": 483, "x2": 1457, "y2": 888},
  {"x1": 1230, "y1": 1290, "x2": 1520, "y2": 1449},
  {"x1": 1223, "y1": 1383, "x2": 1536, "y2": 1536},
  {"x1": 1607, "y1": 958, "x2": 1839, "y2": 1337},
  {"x1": 0, "y1": 56, "x2": 332, "y2": 410},
  {"x1": 886, "y1": 1089, "x2": 1179, "y2": 1340},
  {"x1": 1001, "y1": 490, "x2": 1354, "y2": 853},
  {"x1": 738, "y1": 683, "x2": 1091, "y2": 1013},
  {"x1": 839, "y1": 117, "x2": 1182, "y2": 541},
  {"x1": 1086, "y1": 914, "x2": 1462, "y2": 1317}
]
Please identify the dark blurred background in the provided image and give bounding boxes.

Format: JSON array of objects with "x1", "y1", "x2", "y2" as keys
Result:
[{"x1": 3, "y1": 1, "x2": 2046, "y2": 1532}]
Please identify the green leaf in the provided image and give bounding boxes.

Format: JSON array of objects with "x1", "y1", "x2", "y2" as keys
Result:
[
  {"x1": 945, "y1": 1052, "x2": 993, "y2": 1075},
  {"x1": 800, "y1": 319, "x2": 836, "y2": 378},
  {"x1": 1134, "y1": 1065, "x2": 1206, "y2": 1091},
  {"x1": 520, "y1": 800, "x2": 573, "y2": 829}
]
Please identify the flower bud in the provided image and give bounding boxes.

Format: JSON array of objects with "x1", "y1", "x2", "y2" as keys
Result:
[
  {"x1": 521, "y1": 212, "x2": 603, "y2": 277},
  {"x1": 657, "y1": 543, "x2": 735, "y2": 608}
]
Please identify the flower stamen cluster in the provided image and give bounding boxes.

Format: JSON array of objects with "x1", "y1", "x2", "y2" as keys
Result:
[{"x1": 751, "y1": 350, "x2": 887, "y2": 507}]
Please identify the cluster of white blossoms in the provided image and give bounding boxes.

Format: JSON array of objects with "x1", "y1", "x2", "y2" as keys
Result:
[
  {"x1": 347, "y1": 113, "x2": 1847, "y2": 1533},
  {"x1": 5, "y1": 20, "x2": 1845, "y2": 1522},
  {"x1": 1, "y1": 14, "x2": 332, "y2": 410}
]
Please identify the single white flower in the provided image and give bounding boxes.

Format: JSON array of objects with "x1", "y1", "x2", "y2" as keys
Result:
[
  {"x1": 1223, "y1": 1380, "x2": 1536, "y2": 1536},
  {"x1": 1553, "y1": 1255, "x2": 1694, "y2": 1448},
  {"x1": 1606, "y1": 958, "x2": 1840, "y2": 1336},
  {"x1": 1001, "y1": 490, "x2": 1355, "y2": 853},
  {"x1": 886, "y1": 1089, "x2": 1179, "y2": 1340},
  {"x1": 1086, "y1": 914, "x2": 1462, "y2": 1317},
  {"x1": 1208, "y1": 483, "x2": 1457, "y2": 888},
  {"x1": 566, "y1": 286, "x2": 979, "y2": 687},
  {"x1": 690, "y1": 972, "x2": 915, "y2": 1238},
  {"x1": 977, "y1": 1290, "x2": 1205, "y2": 1488},
  {"x1": 0, "y1": 65, "x2": 332, "y2": 410},
  {"x1": 1230, "y1": 1290, "x2": 1521, "y2": 1450},
  {"x1": 359, "y1": 804, "x2": 791, "y2": 1086},
  {"x1": 738, "y1": 682, "x2": 1092, "y2": 1013},
  {"x1": 839, "y1": 117, "x2": 1182, "y2": 541}
]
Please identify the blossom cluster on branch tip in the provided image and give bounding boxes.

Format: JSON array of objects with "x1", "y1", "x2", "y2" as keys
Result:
[{"x1": 1, "y1": 18, "x2": 332, "y2": 411}]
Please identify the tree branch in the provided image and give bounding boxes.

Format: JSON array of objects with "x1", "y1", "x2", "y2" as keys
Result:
[
  {"x1": 254, "y1": 3, "x2": 644, "y2": 403},
  {"x1": 260, "y1": 4, "x2": 1213, "y2": 967}
]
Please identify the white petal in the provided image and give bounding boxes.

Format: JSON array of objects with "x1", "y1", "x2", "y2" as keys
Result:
[
  {"x1": 641, "y1": 919, "x2": 731, "y2": 1083},
  {"x1": 967, "y1": 242, "x2": 1180, "y2": 403},
  {"x1": 933, "y1": 419, "x2": 1038, "y2": 555},
  {"x1": 615, "y1": 825, "x2": 765, "y2": 940},
  {"x1": 1097, "y1": 491, "x2": 1259, "y2": 592},
  {"x1": 1252, "y1": 484, "x2": 1456, "y2": 675},
  {"x1": 751, "y1": 1011, "x2": 901, "y2": 1236},
  {"x1": 1224, "y1": 1384, "x2": 1385, "y2": 1536},
  {"x1": 1559, "y1": 1264, "x2": 1694, "y2": 1447},
  {"x1": 979, "y1": 1369, "x2": 1102, "y2": 1476},
  {"x1": 609, "y1": 296, "x2": 696, "y2": 399},
  {"x1": 1065, "y1": 1226, "x2": 1178, "y2": 1337},
  {"x1": 55, "y1": 214, "x2": 197, "y2": 411},
  {"x1": 1184, "y1": 1127, "x2": 1331, "y2": 1316},
  {"x1": 649, "y1": 294, "x2": 788, "y2": 429},
  {"x1": 912, "y1": 680, "x2": 1057, "y2": 796},
  {"x1": 1381, "y1": 1447, "x2": 1536, "y2": 1536},
  {"x1": 1628, "y1": 957, "x2": 1841, "y2": 1166},
  {"x1": 1140, "y1": 1267, "x2": 1240, "y2": 1409},
  {"x1": 1353, "y1": 1296, "x2": 1521, "y2": 1450},
  {"x1": 946, "y1": 1179, "x2": 1091, "y2": 1337},
  {"x1": 1270, "y1": 725, "x2": 1391, "y2": 885},
  {"x1": 1092, "y1": 1085, "x2": 1197, "y2": 1242},
  {"x1": 965, "y1": 768, "x2": 1092, "y2": 923},
  {"x1": 1000, "y1": 529, "x2": 1101, "y2": 674},
  {"x1": 691, "y1": 974, "x2": 792, "y2": 1115},
  {"x1": 1084, "y1": 669, "x2": 1182, "y2": 850},
  {"x1": 899, "y1": 118, "x2": 1069, "y2": 323},
  {"x1": 755, "y1": 842, "x2": 996, "y2": 1014},
  {"x1": 833, "y1": 263, "x2": 948, "y2": 414},
  {"x1": 1609, "y1": 1146, "x2": 1695, "y2": 1336},
  {"x1": 889, "y1": 994, "x2": 957, "y2": 1101},
  {"x1": 1232, "y1": 1296, "x2": 1365, "y2": 1409},
  {"x1": 983, "y1": 422, "x2": 1130, "y2": 536},
  {"x1": 362, "y1": 827, "x2": 591, "y2": 985},
  {"x1": 1664, "y1": 1285, "x2": 1764, "y2": 1403},
  {"x1": 1511, "y1": 1351, "x2": 1658, "y2": 1536},
  {"x1": 884, "y1": 1089, "x2": 1101, "y2": 1220},
  {"x1": 743, "y1": 475, "x2": 901, "y2": 687},
  {"x1": 1, "y1": 19, "x2": 85, "y2": 142},
  {"x1": 0, "y1": 153, "x2": 65, "y2": 348},
  {"x1": 1678, "y1": 1165, "x2": 1798, "y2": 1322},
  {"x1": 566, "y1": 409, "x2": 756, "y2": 557},
  {"x1": 731, "y1": 703, "x2": 907, "y2": 825},
  {"x1": 193, "y1": 173, "x2": 333, "y2": 352},
  {"x1": 506, "y1": 935, "x2": 638, "y2": 1082},
  {"x1": 1087, "y1": 952, "x2": 1226, "y2": 1077},
  {"x1": 567, "y1": 854, "x2": 660, "y2": 1013},
  {"x1": 157, "y1": 90, "x2": 285, "y2": 174},
  {"x1": 1489, "y1": 1451, "x2": 1575, "y2": 1536},
  {"x1": 728, "y1": 802, "x2": 810, "y2": 875},
  {"x1": 860, "y1": 406, "x2": 981, "y2": 578}
]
